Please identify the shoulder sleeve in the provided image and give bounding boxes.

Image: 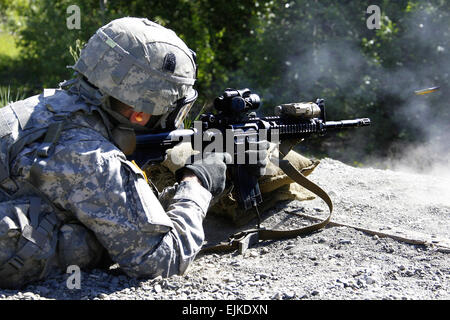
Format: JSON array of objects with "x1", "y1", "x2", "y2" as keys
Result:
[{"x1": 30, "y1": 133, "x2": 212, "y2": 277}]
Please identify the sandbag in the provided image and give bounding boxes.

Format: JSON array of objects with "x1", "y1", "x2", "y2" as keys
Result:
[{"x1": 144, "y1": 142, "x2": 320, "y2": 225}]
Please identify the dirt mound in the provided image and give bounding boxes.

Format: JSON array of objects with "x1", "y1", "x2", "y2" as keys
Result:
[{"x1": 1, "y1": 158, "x2": 448, "y2": 300}]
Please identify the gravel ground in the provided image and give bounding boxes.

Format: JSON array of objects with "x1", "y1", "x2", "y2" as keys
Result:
[{"x1": 0, "y1": 158, "x2": 448, "y2": 301}]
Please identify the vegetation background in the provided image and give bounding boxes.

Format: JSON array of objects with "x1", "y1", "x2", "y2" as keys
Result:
[{"x1": 0, "y1": 0, "x2": 448, "y2": 170}]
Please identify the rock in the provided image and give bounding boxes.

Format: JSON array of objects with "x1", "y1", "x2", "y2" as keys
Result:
[
  {"x1": 365, "y1": 276, "x2": 376, "y2": 285},
  {"x1": 151, "y1": 276, "x2": 163, "y2": 284},
  {"x1": 224, "y1": 276, "x2": 235, "y2": 283},
  {"x1": 343, "y1": 279, "x2": 357, "y2": 288},
  {"x1": 271, "y1": 292, "x2": 282, "y2": 300},
  {"x1": 98, "y1": 293, "x2": 108, "y2": 299},
  {"x1": 261, "y1": 247, "x2": 270, "y2": 254},
  {"x1": 311, "y1": 290, "x2": 320, "y2": 296},
  {"x1": 154, "y1": 284, "x2": 162, "y2": 293},
  {"x1": 249, "y1": 250, "x2": 259, "y2": 258},
  {"x1": 316, "y1": 237, "x2": 327, "y2": 243},
  {"x1": 283, "y1": 290, "x2": 296, "y2": 299},
  {"x1": 22, "y1": 292, "x2": 36, "y2": 300},
  {"x1": 405, "y1": 270, "x2": 414, "y2": 277},
  {"x1": 256, "y1": 273, "x2": 269, "y2": 279},
  {"x1": 140, "y1": 284, "x2": 153, "y2": 291}
]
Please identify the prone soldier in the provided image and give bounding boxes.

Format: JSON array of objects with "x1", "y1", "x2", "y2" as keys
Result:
[{"x1": 0, "y1": 17, "x2": 317, "y2": 289}]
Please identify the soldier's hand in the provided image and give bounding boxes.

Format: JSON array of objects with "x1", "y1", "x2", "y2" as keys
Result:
[
  {"x1": 176, "y1": 152, "x2": 232, "y2": 197},
  {"x1": 245, "y1": 139, "x2": 270, "y2": 177}
]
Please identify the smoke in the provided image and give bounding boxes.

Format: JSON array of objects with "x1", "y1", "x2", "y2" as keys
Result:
[
  {"x1": 379, "y1": 7, "x2": 450, "y2": 178},
  {"x1": 282, "y1": 4, "x2": 450, "y2": 178}
]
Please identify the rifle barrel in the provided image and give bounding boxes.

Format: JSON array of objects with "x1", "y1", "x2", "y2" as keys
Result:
[{"x1": 324, "y1": 118, "x2": 371, "y2": 130}]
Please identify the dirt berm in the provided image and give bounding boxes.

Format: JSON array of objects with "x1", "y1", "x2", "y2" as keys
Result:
[{"x1": 0, "y1": 158, "x2": 448, "y2": 300}]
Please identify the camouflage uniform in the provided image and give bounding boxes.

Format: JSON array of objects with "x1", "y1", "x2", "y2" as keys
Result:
[
  {"x1": 0, "y1": 17, "x2": 213, "y2": 289},
  {"x1": 0, "y1": 88, "x2": 212, "y2": 288}
]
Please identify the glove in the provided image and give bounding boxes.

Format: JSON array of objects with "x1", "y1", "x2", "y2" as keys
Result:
[
  {"x1": 175, "y1": 152, "x2": 232, "y2": 197},
  {"x1": 244, "y1": 139, "x2": 270, "y2": 177}
]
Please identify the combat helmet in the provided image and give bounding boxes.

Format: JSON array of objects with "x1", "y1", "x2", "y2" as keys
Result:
[{"x1": 72, "y1": 17, "x2": 198, "y2": 130}]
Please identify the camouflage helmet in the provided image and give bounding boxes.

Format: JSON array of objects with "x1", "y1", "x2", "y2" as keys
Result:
[{"x1": 73, "y1": 17, "x2": 197, "y2": 129}]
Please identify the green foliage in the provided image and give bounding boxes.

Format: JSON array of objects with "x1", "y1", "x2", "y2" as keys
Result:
[
  {"x1": 69, "y1": 39, "x2": 85, "y2": 63},
  {"x1": 0, "y1": 32, "x2": 20, "y2": 58},
  {"x1": 0, "y1": 0, "x2": 30, "y2": 32},
  {"x1": 15, "y1": 0, "x2": 117, "y2": 87},
  {"x1": 230, "y1": 0, "x2": 449, "y2": 163},
  {"x1": 0, "y1": 0, "x2": 448, "y2": 165}
]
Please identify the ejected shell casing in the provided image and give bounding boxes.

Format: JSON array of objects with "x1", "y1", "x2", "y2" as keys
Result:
[
  {"x1": 414, "y1": 86, "x2": 440, "y2": 95},
  {"x1": 274, "y1": 102, "x2": 322, "y2": 118}
]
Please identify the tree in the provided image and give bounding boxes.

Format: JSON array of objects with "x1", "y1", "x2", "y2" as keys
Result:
[{"x1": 1, "y1": 0, "x2": 448, "y2": 165}]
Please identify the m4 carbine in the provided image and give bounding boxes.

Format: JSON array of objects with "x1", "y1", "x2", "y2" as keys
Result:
[{"x1": 130, "y1": 88, "x2": 370, "y2": 211}]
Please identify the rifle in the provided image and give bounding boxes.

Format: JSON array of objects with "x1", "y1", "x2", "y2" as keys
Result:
[
  {"x1": 130, "y1": 88, "x2": 371, "y2": 252},
  {"x1": 130, "y1": 88, "x2": 370, "y2": 212}
]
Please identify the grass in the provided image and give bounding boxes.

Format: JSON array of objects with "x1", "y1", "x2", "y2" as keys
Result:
[
  {"x1": 0, "y1": 86, "x2": 26, "y2": 107},
  {"x1": 0, "y1": 28, "x2": 30, "y2": 106}
]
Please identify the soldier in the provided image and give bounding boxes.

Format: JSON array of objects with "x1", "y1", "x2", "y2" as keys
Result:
[
  {"x1": 0, "y1": 17, "x2": 269, "y2": 288},
  {"x1": 0, "y1": 16, "x2": 321, "y2": 289}
]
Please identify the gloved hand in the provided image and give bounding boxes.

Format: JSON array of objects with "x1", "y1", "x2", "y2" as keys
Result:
[
  {"x1": 175, "y1": 152, "x2": 232, "y2": 197},
  {"x1": 244, "y1": 139, "x2": 270, "y2": 177}
]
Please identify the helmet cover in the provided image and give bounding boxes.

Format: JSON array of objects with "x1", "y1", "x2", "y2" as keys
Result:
[{"x1": 73, "y1": 17, "x2": 197, "y2": 116}]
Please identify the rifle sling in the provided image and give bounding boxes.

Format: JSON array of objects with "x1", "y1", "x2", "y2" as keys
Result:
[{"x1": 200, "y1": 157, "x2": 333, "y2": 254}]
